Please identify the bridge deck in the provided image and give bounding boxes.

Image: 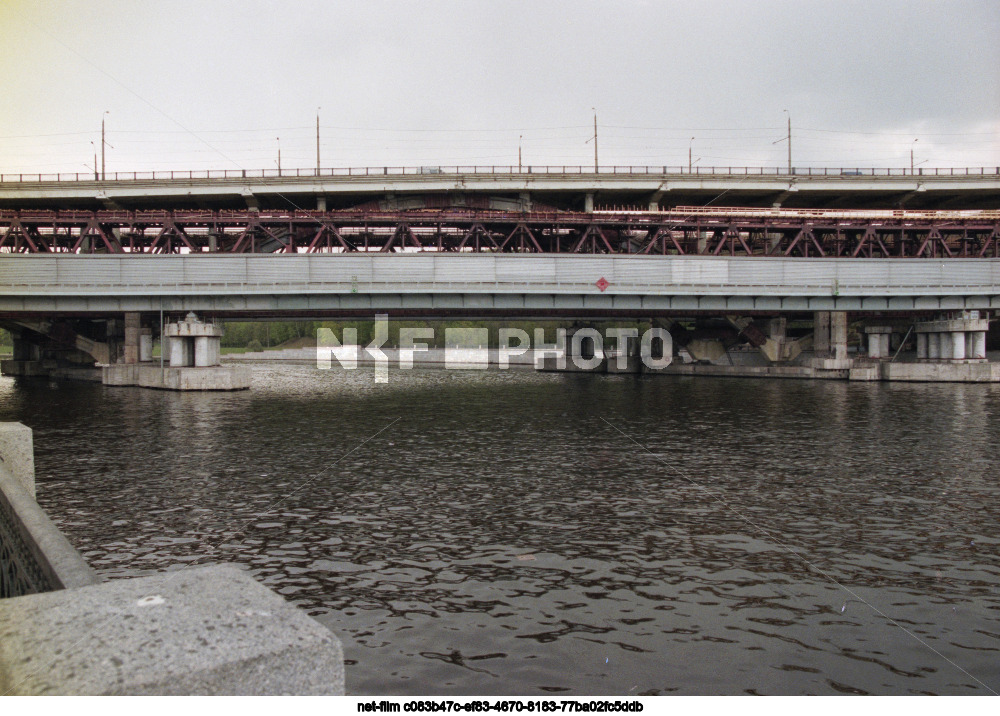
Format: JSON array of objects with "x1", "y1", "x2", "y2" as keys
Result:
[
  {"x1": 2, "y1": 167, "x2": 999, "y2": 212},
  {"x1": 2, "y1": 254, "x2": 998, "y2": 318}
]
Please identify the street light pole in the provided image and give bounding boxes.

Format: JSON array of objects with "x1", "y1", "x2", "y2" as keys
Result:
[
  {"x1": 911, "y1": 138, "x2": 918, "y2": 173},
  {"x1": 101, "y1": 111, "x2": 109, "y2": 180},
  {"x1": 585, "y1": 109, "x2": 599, "y2": 172},
  {"x1": 593, "y1": 110, "x2": 598, "y2": 172},
  {"x1": 784, "y1": 110, "x2": 791, "y2": 174},
  {"x1": 773, "y1": 110, "x2": 792, "y2": 174},
  {"x1": 277, "y1": 137, "x2": 281, "y2": 175},
  {"x1": 519, "y1": 134, "x2": 522, "y2": 172},
  {"x1": 316, "y1": 108, "x2": 321, "y2": 173},
  {"x1": 689, "y1": 137, "x2": 695, "y2": 172}
]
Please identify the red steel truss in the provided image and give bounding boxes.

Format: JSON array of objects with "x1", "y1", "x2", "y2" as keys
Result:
[{"x1": 2, "y1": 207, "x2": 999, "y2": 257}]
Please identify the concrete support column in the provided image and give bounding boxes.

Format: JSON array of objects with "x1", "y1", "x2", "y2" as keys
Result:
[
  {"x1": 123, "y1": 312, "x2": 141, "y2": 364},
  {"x1": 971, "y1": 331, "x2": 987, "y2": 360},
  {"x1": 916, "y1": 332, "x2": 928, "y2": 360},
  {"x1": 11, "y1": 336, "x2": 40, "y2": 362},
  {"x1": 830, "y1": 312, "x2": 848, "y2": 361},
  {"x1": 584, "y1": 193, "x2": 595, "y2": 213},
  {"x1": 813, "y1": 312, "x2": 831, "y2": 355},
  {"x1": 868, "y1": 332, "x2": 883, "y2": 359},
  {"x1": 939, "y1": 332, "x2": 952, "y2": 360},
  {"x1": 768, "y1": 317, "x2": 787, "y2": 342},
  {"x1": 951, "y1": 332, "x2": 966, "y2": 361},
  {"x1": 169, "y1": 336, "x2": 193, "y2": 367},
  {"x1": 928, "y1": 332, "x2": 941, "y2": 360},
  {"x1": 316, "y1": 195, "x2": 327, "y2": 212},
  {"x1": 194, "y1": 336, "x2": 220, "y2": 367},
  {"x1": 560, "y1": 327, "x2": 604, "y2": 372},
  {"x1": 105, "y1": 318, "x2": 123, "y2": 364},
  {"x1": 139, "y1": 328, "x2": 153, "y2": 362}
]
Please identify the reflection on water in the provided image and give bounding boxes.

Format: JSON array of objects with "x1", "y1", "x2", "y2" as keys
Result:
[{"x1": 1, "y1": 365, "x2": 998, "y2": 695}]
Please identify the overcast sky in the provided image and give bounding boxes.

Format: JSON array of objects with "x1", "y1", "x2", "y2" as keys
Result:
[{"x1": 1, "y1": 0, "x2": 998, "y2": 175}]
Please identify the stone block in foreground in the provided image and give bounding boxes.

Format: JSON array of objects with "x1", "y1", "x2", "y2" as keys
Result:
[{"x1": 0, "y1": 564, "x2": 344, "y2": 695}]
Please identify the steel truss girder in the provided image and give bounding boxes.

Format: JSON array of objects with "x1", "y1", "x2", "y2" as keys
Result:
[{"x1": 0, "y1": 208, "x2": 998, "y2": 258}]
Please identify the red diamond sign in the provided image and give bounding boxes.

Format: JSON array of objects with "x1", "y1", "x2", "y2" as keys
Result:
[{"x1": 595, "y1": 277, "x2": 610, "y2": 292}]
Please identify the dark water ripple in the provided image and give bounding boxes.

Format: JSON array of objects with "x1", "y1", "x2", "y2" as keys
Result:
[{"x1": 1, "y1": 365, "x2": 998, "y2": 695}]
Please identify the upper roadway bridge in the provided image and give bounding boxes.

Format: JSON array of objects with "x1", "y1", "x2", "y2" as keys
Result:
[{"x1": 2, "y1": 165, "x2": 999, "y2": 212}]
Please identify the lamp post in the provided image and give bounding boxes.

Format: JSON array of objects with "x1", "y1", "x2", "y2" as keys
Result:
[
  {"x1": 772, "y1": 110, "x2": 791, "y2": 174},
  {"x1": 689, "y1": 137, "x2": 695, "y2": 172},
  {"x1": 911, "y1": 138, "x2": 918, "y2": 174},
  {"x1": 784, "y1": 110, "x2": 791, "y2": 174},
  {"x1": 585, "y1": 108, "x2": 598, "y2": 171},
  {"x1": 518, "y1": 134, "x2": 523, "y2": 172},
  {"x1": 316, "y1": 108, "x2": 321, "y2": 173},
  {"x1": 276, "y1": 137, "x2": 281, "y2": 175},
  {"x1": 593, "y1": 109, "x2": 598, "y2": 171},
  {"x1": 101, "y1": 110, "x2": 110, "y2": 180},
  {"x1": 90, "y1": 142, "x2": 98, "y2": 180}
]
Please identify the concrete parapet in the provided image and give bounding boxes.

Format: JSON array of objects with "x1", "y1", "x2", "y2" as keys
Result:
[
  {"x1": 0, "y1": 422, "x2": 34, "y2": 499},
  {"x1": 0, "y1": 564, "x2": 345, "y2": 695},
  {"x1": 0, "y1": 426, "x2": 99, "y2": 595}
]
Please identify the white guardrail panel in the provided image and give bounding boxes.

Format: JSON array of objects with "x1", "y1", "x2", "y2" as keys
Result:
[{"x1": 0, "y1": 254, "x2": 999, "y2": 297}]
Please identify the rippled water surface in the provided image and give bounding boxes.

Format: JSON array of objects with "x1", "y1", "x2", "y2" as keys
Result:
[{"x1": 1, "y1": 364, "x2": 999, "y2": 695}]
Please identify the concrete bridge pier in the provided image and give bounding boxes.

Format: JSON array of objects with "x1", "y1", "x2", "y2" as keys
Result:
[
  {"x1": 811, "y1": 311, "x2": 851, "y2": 370},
  {"x1": 562, "y1": 326, "x2": 605, "y2": 372},
  {"x1": 872, "y1": 311, "x2": 998, "y2": 381},
  {"x1": 606, "y1": 331, "x2": 642, "y2": 374},
  {"x1": 756, "y1": 317, "x2": 805, "y2": 363},
  {"x1": 914, "y1": 311, "x2": 988, "y2": 363},
  {"x1": 864, "y1": 325, "x2": 893, "y2": 359},
  {"x1": 0, "y1": 321, "x2": 108, "y2": 381},
  {"x1": 103, "y1": 313, "x2": 249, "y2": 391}
]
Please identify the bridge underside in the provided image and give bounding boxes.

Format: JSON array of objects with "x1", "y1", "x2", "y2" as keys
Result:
[{"x1": 2, "y1": 207, "x2": 999, "y2": 258}]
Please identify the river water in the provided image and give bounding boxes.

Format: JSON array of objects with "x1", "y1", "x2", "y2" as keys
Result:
[{"x1": 1, "y1": 364, "x2": 998, "y2": 695}]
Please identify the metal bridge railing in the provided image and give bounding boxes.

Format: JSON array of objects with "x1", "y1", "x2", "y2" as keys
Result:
[{"x1": 2, "y1": 165, "x2": 999, "y2": 184}]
